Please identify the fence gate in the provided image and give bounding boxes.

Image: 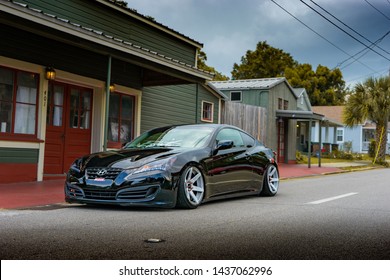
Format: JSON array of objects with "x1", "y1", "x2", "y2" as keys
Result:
[{"x1": 222, "y1": 102, "x2": 267, "y2": 144}]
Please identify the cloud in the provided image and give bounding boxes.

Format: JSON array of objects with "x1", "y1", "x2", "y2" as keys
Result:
[{"x1": 127, "y1": 0, "x2": 390, "y2": 85}]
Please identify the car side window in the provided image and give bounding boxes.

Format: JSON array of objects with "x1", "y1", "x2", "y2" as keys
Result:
[
  {"x1": 240, "y1": 131, "x2": 255, "y2": 147},
  {"x1": 216, "y1": 128, "x2": 244, "y2": 147}
]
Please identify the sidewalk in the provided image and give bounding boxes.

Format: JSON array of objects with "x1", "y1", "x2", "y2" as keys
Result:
[{"x1": 0, "y1": 162, "x2": 372, "y2": 210}]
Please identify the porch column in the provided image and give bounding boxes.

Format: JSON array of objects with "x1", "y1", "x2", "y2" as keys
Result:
[
  {"x1": 325, "y1": 122, "x2": 329, "y2": 143},
  {"x1": 103, "y1": 55, "x2": 112, "y2": 151},
  {"x1": 308, "y1": 119, "x2": 312, "y2": 168},
  {"x1": 319, "y1": 121, "x2": 322, "y2": 167}
]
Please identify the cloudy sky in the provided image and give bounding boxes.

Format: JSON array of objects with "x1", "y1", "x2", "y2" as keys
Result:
[{"x1": 127, "y1": 0, "x2": 390, "y2": 87}]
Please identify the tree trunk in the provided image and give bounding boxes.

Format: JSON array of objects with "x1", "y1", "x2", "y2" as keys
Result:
[{"x1": 375, "y1": 122, "x2": 387, "y2": 163}]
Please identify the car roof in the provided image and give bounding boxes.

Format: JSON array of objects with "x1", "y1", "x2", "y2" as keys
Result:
[{"x1": 152, "y1": 123, "x2": 238, "y2": 130}]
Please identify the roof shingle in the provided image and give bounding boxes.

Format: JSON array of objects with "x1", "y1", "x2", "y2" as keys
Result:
[{"x1": 312, "y1": 106, "x2": 345, "y2": 124}]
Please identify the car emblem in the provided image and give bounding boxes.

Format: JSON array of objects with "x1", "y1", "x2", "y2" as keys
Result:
[{"x1": 96, "y1": 169, "x2": 107, "y2": 176}]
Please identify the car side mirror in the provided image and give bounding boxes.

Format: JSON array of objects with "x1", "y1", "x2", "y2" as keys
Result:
[
  {"x1": 122, "y1": 142, "x2": 129, "y2": 149},
  {"x1": 214, "y1": 140, "x2": 234, "y2": 155}
]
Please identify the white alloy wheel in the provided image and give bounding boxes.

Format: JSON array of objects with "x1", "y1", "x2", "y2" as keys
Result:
[
  {"x1": 177, "y1": 166, "x2": 205, "y2": 208},
  {"x1": 262, "y1": 165, "x2": 279, "y2": 196}
]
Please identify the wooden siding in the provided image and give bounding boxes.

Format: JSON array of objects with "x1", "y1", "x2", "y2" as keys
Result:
[
  {"x1": 197, "y1": 85, "x2": 219, "y2": 124},
  {"x1": 141, "y1": 84, "x2": 197, "y2": 133},
  {"x1": 222, "y1": 102, "x2": 267, "y2": 144},
  {"x1": 0, "y1": 148, "x2": 39, "y2": 163},
  {"x1": 17, "y1": 0, "x2": 197, "y2": 65}
]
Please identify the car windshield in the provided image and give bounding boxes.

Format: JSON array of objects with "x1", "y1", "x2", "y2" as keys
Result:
[{"x1": 125, "y1": 126, "x2": 214, "y2": 149}]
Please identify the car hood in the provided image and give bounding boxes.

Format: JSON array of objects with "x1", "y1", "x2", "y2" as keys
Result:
[{"x1": 79, "y1": 147, "x2": 185, "y2": 170}]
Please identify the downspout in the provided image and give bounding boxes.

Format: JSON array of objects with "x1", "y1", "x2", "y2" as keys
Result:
[
  {"x1": 195, "y1": 83, "x2": 199, "y2": 123},
  {"x1": 103, "y1": 55, "x2": 112, "y2": 151}
]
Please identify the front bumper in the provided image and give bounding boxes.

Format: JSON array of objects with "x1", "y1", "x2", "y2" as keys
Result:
[{"x1": 65, "y1": 171, "x2": 178, "y2": 208}]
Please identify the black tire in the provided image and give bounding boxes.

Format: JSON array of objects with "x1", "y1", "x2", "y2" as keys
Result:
[
  {"x1": 176, "y1": 165, "x2": 205, "y2": 209},
  {"x1": 260, "y1": 164, "x2": 279, "y2": 196}
]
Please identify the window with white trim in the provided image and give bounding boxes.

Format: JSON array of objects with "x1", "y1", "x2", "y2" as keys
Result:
[
  {"x1": 336, "y1": 128, "x2": 344, "y2": 142},
  {"x1": 108, "y1": 92, "x2": 135, "y2": 148},
  {"x1": 201, "y1": 101, "x2": 214, "y2": 123}
]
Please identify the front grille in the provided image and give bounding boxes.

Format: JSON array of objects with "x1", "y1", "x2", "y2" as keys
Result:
[
  {"x1": 81, "y1": 185, "x2": 160, "y2": 201},
  {"x1": 117, "y1": 186, "x2": 160, "y2": 200},
  {"x1": 84, "y1": 189, "x2": 117, "y2": 200},
  {"x1": 86, "y1": 167, "x2": 122, "y2": 180}
]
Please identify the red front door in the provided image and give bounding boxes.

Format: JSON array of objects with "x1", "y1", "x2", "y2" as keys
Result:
[{"x1": 44, "y1": 82, "x2": 93, "y2": 174}]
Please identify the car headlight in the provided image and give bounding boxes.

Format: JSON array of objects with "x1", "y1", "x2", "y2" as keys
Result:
[
  {"x1": 124, "y1": 157, "x2": 176, "y2": 180},
  {"x1": 67, "y1": 158, "x2": 84, "y2": 183},
  {"x1": 69, "y1": 158, "x2": 83, "y2": 174},
  {"x1": 69, "y1": 158, "x2": 83, "y2": 173}
]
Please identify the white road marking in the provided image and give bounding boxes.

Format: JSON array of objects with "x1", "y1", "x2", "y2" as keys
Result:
[{"x1": 307, "y1": 192, "x2": 358, "y2": 205}]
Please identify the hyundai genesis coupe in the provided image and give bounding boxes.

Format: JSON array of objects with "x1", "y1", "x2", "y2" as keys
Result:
[{"x1": 65, "y1": 124, "x2": 279, "y2": 209}]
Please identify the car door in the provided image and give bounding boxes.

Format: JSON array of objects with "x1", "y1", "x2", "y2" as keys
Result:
[{"x1": 206, "y1": 128, "x2": 256, "y2": 198}]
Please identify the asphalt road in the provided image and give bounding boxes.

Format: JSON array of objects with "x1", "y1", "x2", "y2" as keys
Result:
[{"x1": 1, "y1": 168, "x2": 389, "y2": 260}]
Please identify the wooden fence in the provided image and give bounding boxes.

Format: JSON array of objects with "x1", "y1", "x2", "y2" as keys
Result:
[{"x1": 221, "y1": 102, "x2": 267, "y2": 143}]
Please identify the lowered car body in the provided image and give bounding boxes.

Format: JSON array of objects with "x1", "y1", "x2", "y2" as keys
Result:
[{"x1": 65, "y1": 124, "x2": 279, "y2": 209}]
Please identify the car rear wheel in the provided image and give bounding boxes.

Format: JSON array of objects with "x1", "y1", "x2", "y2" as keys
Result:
[
  {"x1": 261, "y1": 165, "x2": 279, "y2": 196},
  {"x1": 176, "y1": 165, "x2": 205, "y2": 209}
]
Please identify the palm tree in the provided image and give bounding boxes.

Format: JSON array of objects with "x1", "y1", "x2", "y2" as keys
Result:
[{"x1": 344, "y1": 76, "x2": 390, "y2": 163}]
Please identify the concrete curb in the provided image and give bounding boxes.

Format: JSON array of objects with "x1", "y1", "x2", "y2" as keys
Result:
[{"x1": 280, "y1": 165, "x2": 383, "y2": 181}]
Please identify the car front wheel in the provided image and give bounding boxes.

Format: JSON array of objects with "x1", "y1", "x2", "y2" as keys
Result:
[
  {"x1": 260, "y1": 164, "x2": 279, "y2": 196},
  {"x1": 176, "y1": 165, "x2": 205, "y2": 209}
]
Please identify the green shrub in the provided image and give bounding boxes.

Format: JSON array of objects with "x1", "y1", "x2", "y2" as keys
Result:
[
  {"x1": 353, "y1": 153, "x2": 364, "y2": 160},
  {"x1": 296, "y1": 151, "x2": 305, "y2": 163},
  {"x1": 344, "y1": 141, "x2": 353, "y2": 153}
]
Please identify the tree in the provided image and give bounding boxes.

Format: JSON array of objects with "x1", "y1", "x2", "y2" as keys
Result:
[
  {"x1": 285, "y1": 64, "x2": 346, "y2": 106},
  {"x1": 197, "y1": 50, "x2": 229, "y2": 81},
  {"x1": 231, "y1": 41, "x2": 347, "y2": 105},
  {"x1": 231, "y1": 41, "x2": 297, "y2": 79},
  {"x1": 344, "y1": 76, "x2": 390, "y2": 164}
]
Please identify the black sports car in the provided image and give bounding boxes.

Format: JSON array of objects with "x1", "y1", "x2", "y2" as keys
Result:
[{"x1": 65, "y1": 124, "x2": 279, "y2": 209}]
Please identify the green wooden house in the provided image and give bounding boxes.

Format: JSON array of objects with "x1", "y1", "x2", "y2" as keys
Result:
[
  {"x1": 0, "y1": 0, "x2": 224, "y2": 183},
  {"x1": 212, "y1": 79, "x2": 343, "y2": 165},
  {"x1": 211, "y1": 78, "x2": 299, "y2": 163}
]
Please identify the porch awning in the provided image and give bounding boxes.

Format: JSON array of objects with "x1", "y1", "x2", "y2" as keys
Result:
[
  {"x1": 0, "y1": 0, "x2": 214, "y2": 85},
  {"x1": 276, "y1": 110, "x2": 343, "y2": 127},
  {"x1": 276, "y1": 110, "x2": 343, "y2": 168}
]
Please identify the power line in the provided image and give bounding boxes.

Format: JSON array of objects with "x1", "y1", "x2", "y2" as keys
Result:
[
  {"x1": 336, "y1": 31, "x2": 390, "y2": 70},
  {"x1": 309, "y1": 0, "x2": 390, "y2": 69},
  {"x1": 269, "y1": 0, "x2": 376, "y2": 72},
  {"x1": 310, "y1": 0, "x2": 390, "y2": 56},
  {"x1": 300, "y1": 0, "x2": 390, "y2": 62},
  {"x1": 364, "y1": 0, "x2": 390, "y2": 21}
]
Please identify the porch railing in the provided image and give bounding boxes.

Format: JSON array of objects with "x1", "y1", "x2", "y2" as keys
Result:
[{"x1": 362, "y1": 141, "x2": 390, "y2": 154}]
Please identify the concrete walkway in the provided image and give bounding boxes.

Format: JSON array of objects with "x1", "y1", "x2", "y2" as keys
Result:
[{"x1": 0, "y1": 161, "x2": 376, "y2": 209}]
